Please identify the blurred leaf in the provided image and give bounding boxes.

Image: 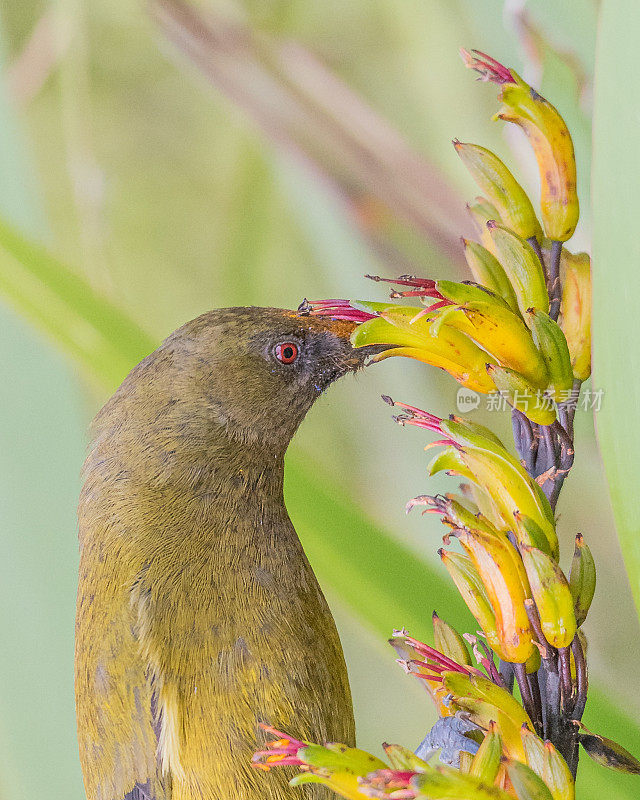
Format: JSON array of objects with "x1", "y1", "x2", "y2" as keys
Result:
[
  {"x1": 523, "y1": 0, "x2": 597, "y2": 76},
  {"x1": 0, "y1": 303, "x2": 87, "y2": 800},
  {"x1": 151, "y1": 0, "x2": 469, "y2": 264},
  {"x1": 0, "y1": 18, "x2": 85, "y2": 800},
  {"x1": 0, "y1": 24, "x2": 46, "y2": 233},
  {"x1": 0, "y1": 216, "x2": 156, "y2": 386},
  {"x1": 592, "y1": 1, "x2": 640, "y2": 620},
  {"x1": 285, "y1": 453, "x2": 468, "y2": 640}
]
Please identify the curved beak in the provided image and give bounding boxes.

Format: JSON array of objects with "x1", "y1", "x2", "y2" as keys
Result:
[{"x1": 298, "y1": 312, "x2": 391, "y2": 373}]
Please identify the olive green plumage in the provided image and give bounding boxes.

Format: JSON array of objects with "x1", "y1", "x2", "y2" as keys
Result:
[{"x1": 75, "y1": 307, "x2": 378, "y2": 800}]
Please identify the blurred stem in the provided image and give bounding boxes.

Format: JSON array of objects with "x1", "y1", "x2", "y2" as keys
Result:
[
  {"x1": 6, "y1": 8, "x2": 73, "y2": 108},
  {"x1": 151, "y1": 0, "x2": 469, "y2": 266},
  {"x1": 55, "y1": 0, "x2": 110, "y2": 292}
]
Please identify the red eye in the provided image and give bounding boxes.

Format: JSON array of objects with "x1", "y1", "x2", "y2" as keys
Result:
[{"x1": 274, "y1": 342, "x2": 298, "y2": 364}]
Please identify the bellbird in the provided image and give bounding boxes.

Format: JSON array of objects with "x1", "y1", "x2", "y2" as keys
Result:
[{"x1": 76, "y1": 307, "x2": 381, "y2": 800}]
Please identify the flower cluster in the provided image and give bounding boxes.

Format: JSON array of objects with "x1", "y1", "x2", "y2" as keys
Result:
[
  {"x1": 394, "y1": 403, "x2": 589, "y2": 721},
  {"x1": 255, "y1": 49, "x2": 640, "y2": 800},
  {"x1": 304, "y1": 243, "x2": 590, "y2": 430},
  {"x1": 303, "y1": 49, "x2": 591, "y2": 434},
  {"x1": 252, "y1": 628, "x2": 576, "y2": 799}
]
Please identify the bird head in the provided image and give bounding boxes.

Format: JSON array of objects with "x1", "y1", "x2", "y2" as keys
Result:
[{"x1": 124, "y1": 306, "x2": 385, "y2": 455}]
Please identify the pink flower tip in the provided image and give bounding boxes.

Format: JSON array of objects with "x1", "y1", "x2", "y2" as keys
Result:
[
  {"x1": 388, "y1": 403, "x2": 445, "y2": 434},
  {"x1": 366, "y1": 274, "x2": 441, "y2": 300},
  {"x1": 358, "y1": 769, "x2": 418, "y2": 798},
  {"x1": 460, "y1": 48, "x2": 515, "y2": 85},
  {"x1": 298, "y1": 298, "x2": 376, "y2": 323},
  {"x1": 392, "y1": 630, "x2": 477, "y2": 676},
  {"x1": 251, "y1": 725, "x2": 308, "y2": 771}
]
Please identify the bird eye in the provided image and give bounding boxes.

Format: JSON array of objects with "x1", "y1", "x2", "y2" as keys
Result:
[{"x1": 274, "y1": 341, "x2": 299, "y2": 364}]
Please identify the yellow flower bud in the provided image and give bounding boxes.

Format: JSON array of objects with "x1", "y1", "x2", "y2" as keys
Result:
[
  {"x1": 456, "y1": 528, "x2": 535, "y2": 664},
  {"x1": 439, "y1": 549, "x2": 502, "y2": 654},
  {"x1": 431, "y1": 301, "x2": 549, "y2": 388},
  {"x1": 559, "y1": 250, "x2": 591, "y2": 380},
  {"x1": 351, "y1": 305, "x2": 497, "y2": 393},
  {"x1": 568, "y1": 533, "x2": 596, "y2": 627},
  {"x1": 520, "y1": 545, "x2": 577, "y2": 650},
  {"x1": 462, "y1": 49, "x2": 579, "y2": 242},
  {"x1": 442, "y1": 670, "x2": 532, "y2": 760},
  {"x1": 526, "y1": 309, "x2": 574, "y2": 402},
  {"x1": 486, "y1": 222, "x2": 549, "y2": 316},
  {"x1": 454, "y1": 141, "x2": 543, "y2": 240},
  {"x1": 462, "y1": 238, "x2": 520, "y2": 312},
  {"x1": 469, "y1": 720, "x2": 502, "y2": 784},
  {"x1": 505, "y1": 758, "x2": 555, "y2": 800},
  {"x1": 521, "y1": 726, "x2": 575, "y2": 800},
  {"x1": 467, "y1": 196, "x2": 502, "y2": 252},
  {"x1": 432, "y1": 611, "x2": 473, "y2": 666},
  {"x1": 486, "y1": 364, "x2": 556, "y2": 426}
]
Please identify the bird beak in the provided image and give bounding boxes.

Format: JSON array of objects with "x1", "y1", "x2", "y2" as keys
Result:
[
  {"x1": 339, "y1": 324, "x2": 391, "y2": 368},
  {"x1": 302, "y1": 314, "x2": 391, "y2": 372}
]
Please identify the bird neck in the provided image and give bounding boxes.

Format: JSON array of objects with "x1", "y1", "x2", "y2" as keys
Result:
[
  {"x1": 170, "y1": 428, "x2": 287, "y2": 502},
  {"x1": 88, "y1": 388, "x2": 290, "y2": 494},
  {"x1": 204, "y1": 434, "x2": 286, "y2": 502}
]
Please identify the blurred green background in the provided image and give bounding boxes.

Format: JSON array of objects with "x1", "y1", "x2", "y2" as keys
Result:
[{"x1": 0, "y1": 1, "x2": 639, "y2": 798}]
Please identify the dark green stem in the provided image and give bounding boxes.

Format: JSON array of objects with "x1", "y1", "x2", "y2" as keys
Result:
[
  {"x1": 571, "y1": 634, "x2": 588, "y2": 721},
  {"x1": 548, "y1": 240, "x2": 563, "y2": 321},
  {"x1": 558, "y1": 647, "x2": 573, "y2": 713},
  {"x1": 528, "y1": 670, "x2": 544, "y2": 736},
  {"x1": 513, "y1": 661, "x2": 535, "y2": 725},
  {"x1": 527, "y1": 235, "x2": 545, "y2": 271}
]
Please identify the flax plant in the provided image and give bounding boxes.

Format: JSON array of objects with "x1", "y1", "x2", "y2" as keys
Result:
[{"x1": 253, "y1": 50, "x2": 640, "y2": 800}]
